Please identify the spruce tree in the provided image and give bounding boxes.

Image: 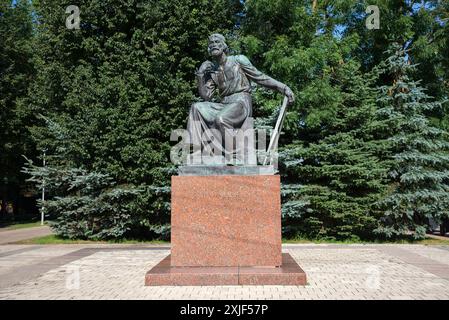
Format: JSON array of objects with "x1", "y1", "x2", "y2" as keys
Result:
[
  {"x1": 22, "y1": 159, "x2": 141, "y2": 240},
  {"x1": 22, "y1": 116, "x2": 141, "y2": 240},
  {"x1": 280, "y1": 59, "x2": 389, "y2": 240},
  {"x1": 375, "y1": 44, "x2": 449, "y2": 239}
]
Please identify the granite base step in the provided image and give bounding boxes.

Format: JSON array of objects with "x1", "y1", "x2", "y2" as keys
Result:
[{"x1": 145, "y1": 253, "x2": 307, "y2": 286}]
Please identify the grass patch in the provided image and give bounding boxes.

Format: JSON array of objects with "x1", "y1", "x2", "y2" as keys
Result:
[
  {"x1": 412, "y1": 238, "x2": 449, "y2": 245},
  {"x1": 14, "y1": 234, "x2": 169, "y2": 245},
  {"x1": 282, "y1": 236, "x2": 449, "y2": 245},
  {"x1": 15, "y1": 234, "x2": 449, "y2": 245}
]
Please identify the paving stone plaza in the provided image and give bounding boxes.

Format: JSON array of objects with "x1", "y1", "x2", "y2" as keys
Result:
[{"x1": 0, "y1": 244, "x2": 448, "y2": 300}]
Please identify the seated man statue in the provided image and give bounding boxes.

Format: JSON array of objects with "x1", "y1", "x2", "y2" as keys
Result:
[{"x1": 187, "y1": 33, "x2": 294, "y2": 165}]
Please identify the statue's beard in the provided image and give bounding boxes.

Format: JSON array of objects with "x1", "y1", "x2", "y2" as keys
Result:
[{"x1": 209, "y1": 47, "x2": 223, "y2": 57}]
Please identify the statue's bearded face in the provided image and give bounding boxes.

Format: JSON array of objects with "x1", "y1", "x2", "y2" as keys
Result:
[{"x1": 208, "y1": 36, "x2": 226, "y2": 57}]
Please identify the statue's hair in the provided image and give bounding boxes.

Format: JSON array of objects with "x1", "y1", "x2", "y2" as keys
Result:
[
  {"x1": 208, "y1": 33, "x2": 229, "y2": 54},
  {"x1": 209, "y1": 33, "x2": 226, "y2": 42}
]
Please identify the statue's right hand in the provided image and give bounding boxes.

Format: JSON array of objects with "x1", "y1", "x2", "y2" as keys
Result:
[{"x1": 198, "y1": 60, "x2": 214, "y2": 74}]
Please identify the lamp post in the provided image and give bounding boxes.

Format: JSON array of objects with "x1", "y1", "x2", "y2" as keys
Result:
[{"x1": 41, "y1": 150, "x2": 46, "y2": 226}]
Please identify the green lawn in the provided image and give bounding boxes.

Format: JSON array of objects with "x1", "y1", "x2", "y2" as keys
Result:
[
  {"x1": 15, "y1": 234, "x2": 169, "y2": 245},
  {"x1": 282, "y1": 236, "x2": 449, "y2": 245},
  {"x1": 13, "y1": 234, "x2": 449, "y2": 245}
]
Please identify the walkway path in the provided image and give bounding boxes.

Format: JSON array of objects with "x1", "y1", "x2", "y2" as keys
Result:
[
  {"x1": 0, "y1": 226, "x2": 52, "y2": 245},
  {"x1": 0, "y1": 243, "x2": 448, "y2": 299}
]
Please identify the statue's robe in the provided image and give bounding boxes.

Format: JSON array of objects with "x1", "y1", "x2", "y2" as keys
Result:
[{"x1": 187, "y1": 55, "x2": 285, "y2": 163}]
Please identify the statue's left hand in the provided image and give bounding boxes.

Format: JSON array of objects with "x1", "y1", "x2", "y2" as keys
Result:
[{"x1": 284, "y1": 86, "x2": 295, "y2": 104}]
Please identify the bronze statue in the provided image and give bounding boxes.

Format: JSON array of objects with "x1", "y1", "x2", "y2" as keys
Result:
[{"x1": 187, "y1": 33, "x2": 294, "y2": 165}]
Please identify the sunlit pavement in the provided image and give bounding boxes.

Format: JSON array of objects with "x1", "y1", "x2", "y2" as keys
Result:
[{"x1": 0, "y1": 244, "x2": 448, "y2": 299}]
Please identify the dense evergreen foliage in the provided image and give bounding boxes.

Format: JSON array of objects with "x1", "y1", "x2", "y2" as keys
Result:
[
  {"x1": 374, "y1": 45, "x2": 449, "y2": 239},
  {"x1": 0, "y1": 0, "x2": 36, "y2": 215},
  {"x1": 1, "y1": 0, "x2": 448, "y2": 240},
  {"x1": 16, "y1": 0, "x2": 242, "y2": 239}
]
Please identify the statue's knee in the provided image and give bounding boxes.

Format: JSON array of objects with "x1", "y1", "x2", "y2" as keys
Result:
[
  {"x1": 214, "y1": 116, "x2": 226, "y2": 128},
  {"x1": 192, "y1": 102, "x2": 204, "y2": 113}
]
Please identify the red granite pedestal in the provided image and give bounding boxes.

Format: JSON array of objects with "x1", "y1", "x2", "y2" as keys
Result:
[{"x1": 145, "y1": 174, "x2": 307, "y2": 286}]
